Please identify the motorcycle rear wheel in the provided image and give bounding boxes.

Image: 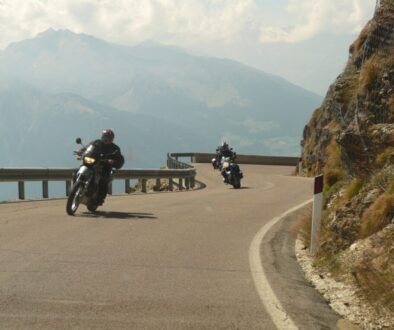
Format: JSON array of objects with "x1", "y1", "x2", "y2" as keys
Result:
[{"x1": 66, "y1": 181, "x2": 84, "y2": 215}]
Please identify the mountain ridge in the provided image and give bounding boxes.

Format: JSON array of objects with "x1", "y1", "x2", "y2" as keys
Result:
[{"x1": 0, "y1": 28, "x2": 322, "y2": 168}]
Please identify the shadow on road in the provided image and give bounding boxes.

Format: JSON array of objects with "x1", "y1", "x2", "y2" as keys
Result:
[{"x1": 78, "y1": 211, "x2": 157, "y2": 220}]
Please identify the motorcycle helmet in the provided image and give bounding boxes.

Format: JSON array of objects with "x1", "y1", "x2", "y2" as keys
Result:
[
  {"x1": 221, "y1": 141, "x2": 229, "y2": 150},
  {"x1": 101, "y1": 128, "x2": 115, "y2": 144}
]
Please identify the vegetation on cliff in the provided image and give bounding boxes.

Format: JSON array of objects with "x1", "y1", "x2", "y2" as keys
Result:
[{"x1": 300, "y1": 0, "x2": 394, "y2": 322}]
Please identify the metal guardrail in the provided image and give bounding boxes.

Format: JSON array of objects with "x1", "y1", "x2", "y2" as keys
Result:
[
  {"x1": 0, "y1": 152, "x2": 297, "y2": 201},
  {"x1": 188, "y1": 152, "x2": 300, "y2": 166},
  {"x1": 0, "y1": 153, "x2": 196, "y2": 200}
]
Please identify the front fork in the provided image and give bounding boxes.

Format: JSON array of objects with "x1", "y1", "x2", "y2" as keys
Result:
[{"x1": 74, "y1": 165, "x2": 95, "y2": 195}]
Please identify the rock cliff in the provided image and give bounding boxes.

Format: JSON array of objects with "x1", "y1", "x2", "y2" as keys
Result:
[{"x1": 300, "y1": 0, "x2": 394, "y2": 327}]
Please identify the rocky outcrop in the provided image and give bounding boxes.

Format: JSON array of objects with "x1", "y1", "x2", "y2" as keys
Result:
[{"x1": 299, "y1": 0, "x2": 394, "y2": 327}]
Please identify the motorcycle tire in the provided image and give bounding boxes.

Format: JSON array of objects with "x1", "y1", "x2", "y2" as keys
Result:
[
  {"x1": 87, "y1": 200, "x2": 98, "y2": 212},
  {"x1": 66, "y1": 181, "x2": 84, "y2": 215},
  {"x1": 232, "y1": 176, "x2": 241, "y2": 189}
]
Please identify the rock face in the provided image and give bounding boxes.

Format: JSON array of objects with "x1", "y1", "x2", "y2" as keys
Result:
[{"x1": 300, "y1": 0, "x2": 394, "y2": 327}]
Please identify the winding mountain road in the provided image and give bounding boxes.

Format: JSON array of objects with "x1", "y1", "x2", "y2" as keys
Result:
[{"x1": 0, "y1": 164, "x2": 342, "y2": 329}]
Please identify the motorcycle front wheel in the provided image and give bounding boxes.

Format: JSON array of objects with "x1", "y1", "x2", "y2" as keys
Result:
[
  {"x1": 66, "y1": 181, "x2": 84, "y2": 215},
  {"x1": 232, "y1": 175, "x2": 241, "y2": 189}
]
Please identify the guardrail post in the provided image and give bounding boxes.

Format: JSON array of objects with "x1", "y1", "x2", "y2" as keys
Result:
[
  {"x1": 191, "y1": 176, "x2": 195, "y2": 188},
  {"x1": 125, "y1": 179, "x2": 130, "y2": 193},
  {"x1": 42, "y1": 180, "x2": 49, "y2": 199},
  {"x1": 155, "y1": 179, "x2": 161, "y2": 191},
  {"x1": 66, "y1": 180, "x2": 71, "y2": 196},
  {"x1": 185, "y1": 177, "x2": 190, "y2": 190},
  {"x1": 169, "y1": 178, "x2": 174, "y2": 191},
  {"x1": 141, "y1": 179, "x2": 147, "y2": 193},
  {"x1": 108, "y1": 183, "x2": 113, "y2": 195},
  {"x1": 179, "y1": 178, "x2": 183, "y2": 190},
  {"x1": 18, "y1": 181, "x2": 25, "y2": 200}
]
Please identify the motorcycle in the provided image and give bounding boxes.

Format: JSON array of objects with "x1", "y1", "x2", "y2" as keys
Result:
[
  {"x1": 211, "y1": 157, "x2": 220, "y2": 170},
  {"x1": 66, "y1": 138, "x2": 116, "y2": 216},
  {"x1": 220, "y1": 156, "x2": 243, "y2": 189}
]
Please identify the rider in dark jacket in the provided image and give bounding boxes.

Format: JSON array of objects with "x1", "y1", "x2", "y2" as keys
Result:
[
  {"x1": 77, "y1": 129, "x2": 125, "y2": 204},
  {"x1": 212, "y1": 142, "x2": 236, "y2": 183},
  {"x1": 213, "y1": 142, "x2": 236, "y2": 165}
]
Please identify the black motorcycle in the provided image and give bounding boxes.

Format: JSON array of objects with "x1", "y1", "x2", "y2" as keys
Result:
[
  {"x1": 220, "y1": 156, "x2": 243, "y2": 189},
  {"x1": 66, "y1": 138, "x2": 116, "y2": 216}
]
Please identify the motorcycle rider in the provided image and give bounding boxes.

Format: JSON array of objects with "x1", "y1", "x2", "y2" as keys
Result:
[
  {"x1": 212, "y1": 142, "x2": 237, "y2": 183},
  {"x1": 76, "y1": 129, "x2": 125, "y2": 205}
]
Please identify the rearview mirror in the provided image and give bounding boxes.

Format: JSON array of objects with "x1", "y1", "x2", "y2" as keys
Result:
[{"x1": 76, "y1": 137, "x2": 82, "y2": 144}]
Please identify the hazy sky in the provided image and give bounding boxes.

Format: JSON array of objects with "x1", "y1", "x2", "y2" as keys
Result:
[{"x1": 0, "y1": 0, "x2": 376, "y2": 95}]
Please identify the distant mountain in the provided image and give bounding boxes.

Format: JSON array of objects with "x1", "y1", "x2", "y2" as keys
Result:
[
  {"x1": 0, "y1": 80, "x2": 211, "y2": 168},
  {"x1": 0, "y1": 29, "x2": 322, "y2": 167}
]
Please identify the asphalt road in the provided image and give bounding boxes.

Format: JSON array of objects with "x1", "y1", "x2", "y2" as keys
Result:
[{"x1": 0, "y1": 164, "x2": 342, "y2": 329}]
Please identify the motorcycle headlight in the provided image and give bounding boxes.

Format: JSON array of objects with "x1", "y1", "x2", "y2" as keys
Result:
[
  {"x1": 83, "y1": 156, "x2": 96, "y2": 165},
  {"x1": 223, "y1": 162, "x2": 229, "y2": 168}
]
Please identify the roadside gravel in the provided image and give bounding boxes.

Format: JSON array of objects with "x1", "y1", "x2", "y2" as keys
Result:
[{"x1": 295, "y1": 238, "x2": 393, "y2": 330}]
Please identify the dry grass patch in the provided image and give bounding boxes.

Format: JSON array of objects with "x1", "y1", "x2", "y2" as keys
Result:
[
  {"x1": 359, "y1": 50, "x2": 394, "y2": 95},
  {"x1": 359, "y1": 56, "x2": 381, "y2": 94},
  {"x1": 359, "y1": 193, "x2": 394, "y2": 238},
  {"x1": 339, "y1": 75, "x2": 359, "y2": 110},
  {"x1": 372, "y1": 167, "x2": 394, "y2": 191},
  {"x1": 376, "y1": 146, "x2": 394, "y2": 166},
  {"x1": 352, "y1": 227, "x2": 394, "y2": 315},
  {"x1": 323, "y1": 140, "x2": 346, "y2": 189},
  {"x1": 389, "y1": 96, "x2": 394, "y2": 121},
  {"x1": 293, "y1": 207, "x2": 312, "y2": 247},
  {"x1": 345, "y1": 178, "x2": 363, "y2": 199}
]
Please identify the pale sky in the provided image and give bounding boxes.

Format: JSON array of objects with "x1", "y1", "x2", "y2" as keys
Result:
[{"x1": 0, "y1": 0, "x2": 376, "y2": 94}]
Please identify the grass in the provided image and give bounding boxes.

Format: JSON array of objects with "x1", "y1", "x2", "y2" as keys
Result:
[
  {"x1": 352, "y1": 265, "x2": 394, "y2": 314},
  {"x1": 376, "y1": 147, "x2": 394, "y2": 166},
  {"x1": 359, "y1": 192, "x2": 394, "y2": 238},
  {"x1": 372, "y1": 168, "x2": 394, "y2": 191},
  {"x1": 339, "y1": 74, "x2": 359, "y2": 110},
  {"x1": 351, "y1": 226, "x2": 394, "y2": 314},
  {"x1": 388, "y1": 181, "x2": 394, "y2": 194},
  {"x1": 313, "y1": 254, "x2": 342, "y2": 275},
  {"x1": 323, "y1": 140, "x2": 346, "y2": 190},
  {"x1": 359, "y1": 56, "x2": 381, "y2": 94},
  {"x1": 388, "y1": 96, "x2": 394, "y2": 122},
  {"x1": 292, "y1": 207, "x2": 312, "y2": 247},
  {"x1": 345, "y1": 178, "x2": 363, "y2": 199},
  {"x1": 359, "y1": 49, "x2": 394, "y2": 95}
]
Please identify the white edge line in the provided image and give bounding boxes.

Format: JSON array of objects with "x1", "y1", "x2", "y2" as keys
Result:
[{"x1": 249, "y1": 198, "x2": 313, "y2": 330}]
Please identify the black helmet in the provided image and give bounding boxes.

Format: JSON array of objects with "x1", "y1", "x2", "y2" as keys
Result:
[
  {"x1": 101, "y1": 128, "x2": 115, "y2": 144},
  {"x1": 221, "y1": 141, "x2": 229, "y2": 150}
]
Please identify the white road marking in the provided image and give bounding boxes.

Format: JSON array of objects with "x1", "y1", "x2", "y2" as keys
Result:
[{"x1": 249, "y1": 199, "x2": 313, "y2": 330}]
